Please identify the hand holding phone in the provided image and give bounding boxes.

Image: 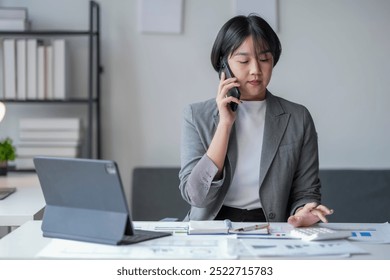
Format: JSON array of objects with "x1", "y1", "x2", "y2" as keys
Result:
[{"x1": 220, "y1": 58, "x2": 241, "y2": 111}]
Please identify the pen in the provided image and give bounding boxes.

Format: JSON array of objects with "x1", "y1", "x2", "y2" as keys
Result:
[
  {"x1": 224, "y1": 219, "x2": 233, "y2": 230},
  {"x1": 234, "y1": 224, "x2": 269, "y2": 232}
]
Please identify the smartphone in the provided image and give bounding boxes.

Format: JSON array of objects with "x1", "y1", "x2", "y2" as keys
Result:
[{"x1": 220, "y1": 58, "x2": 241, "y2": 111}]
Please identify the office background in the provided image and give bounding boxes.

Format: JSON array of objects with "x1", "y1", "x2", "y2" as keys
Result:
[{"x1": 1, "y1": 0, "x2": 389, "y2": 202}]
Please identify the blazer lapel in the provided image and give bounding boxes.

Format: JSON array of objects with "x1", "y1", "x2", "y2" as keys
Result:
[
  {"x1": 259, "y1": 92, "x2": 290, "y2": 188},
  {"x1": 212, "y1": 93, "x2": 285, "y2": 188}
]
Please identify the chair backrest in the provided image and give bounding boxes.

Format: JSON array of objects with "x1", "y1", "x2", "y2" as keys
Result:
[
  {"x1": 319, "y1": 169, "x2": 390, "y2": 223},
  {"x1": 131, "y1": 167, "x2": 189, "y2": 221}
]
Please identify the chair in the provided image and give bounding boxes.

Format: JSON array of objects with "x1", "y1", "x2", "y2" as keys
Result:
[
  {"x1": 131, "y1": 167, "x2": 190, "y2": 221},
  {"x1": 319, "y1": 169, "x2": 390, "y2": 223}
]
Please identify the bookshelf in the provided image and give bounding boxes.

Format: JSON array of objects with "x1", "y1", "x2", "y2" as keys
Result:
[{"x1": 0, "y1": 1, "x2": 102, "y2": 166}]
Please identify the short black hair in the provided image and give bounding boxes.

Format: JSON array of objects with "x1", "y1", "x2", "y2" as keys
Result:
[{"x1": 211, "y1": 14, "x2": 282, "y2": 72}]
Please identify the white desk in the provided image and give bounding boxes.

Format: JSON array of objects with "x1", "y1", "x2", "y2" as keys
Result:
[
  {"x1": 0, "y1": 221, "x2": 389, "y2": 259},
  {"x1": 0, "y1": 172, "x2": 45, "y2": 227}
]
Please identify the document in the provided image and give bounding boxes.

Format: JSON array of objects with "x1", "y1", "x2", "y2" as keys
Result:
[
  {"x1": 325, "y1": 222, "x2": 390, "y2": 244},
  {"x1": 188, "y1": 220, "x2": 269, "y2": 235},
  {"x1": 36, "y1": 236, "x2": 234, "y2": 259},
  {"x1": 134, "y1": 221, "x2": 188, "y2": 234},
  {"x1": 239, "y1": 239, "x2": 367, "y2": 258}
]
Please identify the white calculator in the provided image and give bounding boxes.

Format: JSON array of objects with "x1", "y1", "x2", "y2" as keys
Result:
[{"x1": 290, "y1": 227, "x2": 351, "y2": 241}]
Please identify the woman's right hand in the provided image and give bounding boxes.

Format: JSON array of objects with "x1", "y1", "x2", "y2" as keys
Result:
[
  {"x1": 217, "y1": 72, "x2": 241, "y2": 127},
  {"x1": 206, "y1": 72, "x2": 241, "y2": 175}
]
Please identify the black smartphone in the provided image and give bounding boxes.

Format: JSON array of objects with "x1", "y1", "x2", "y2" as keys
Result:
[{"x1": 220, "y1": 58, "x2": 241, "y2": 111}]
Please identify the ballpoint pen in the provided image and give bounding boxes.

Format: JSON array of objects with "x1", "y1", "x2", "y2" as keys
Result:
[
  {"x1": 224, "y1": 219, "x2": 233, "y2": 230},
  {"x1": 233, "y1": 224, "x2": 270, "y2": 233}
]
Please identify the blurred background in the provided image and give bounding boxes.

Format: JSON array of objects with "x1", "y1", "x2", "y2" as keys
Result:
[{"x1": 1, "y1": 0, "x2": 389, "y2": 202}]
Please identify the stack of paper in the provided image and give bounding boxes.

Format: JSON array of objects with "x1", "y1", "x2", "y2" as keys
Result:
[
  {"x1": 15, "y1": 118, "x2": 82, "y2": 170},
  {"x1": 0, "y1": 7, "x2": 29, "y2": 31}
]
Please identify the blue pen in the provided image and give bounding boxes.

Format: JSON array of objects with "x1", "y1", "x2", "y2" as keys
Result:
[{"x1": 224, "y1": 219, "x2": 233, "y2": 231}]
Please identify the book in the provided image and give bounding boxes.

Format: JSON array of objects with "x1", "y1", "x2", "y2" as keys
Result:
[
  {"x1": 18, "y1": 140, "x2": 81, "y2": 147},
  {"x1": 3, "y1": 38, "x2": 16, "y2": 99},
  {"x1": 0, "y1": 19, "x2": 29, "y2": 31},
  {"x1": 0, "y1": 38, "x2": 3, "y2": 99},
  {"x1": 26, "y1": 39, "x2": 38, "y2": 99},
  {"x1": 19, "y1": 130, "x2": 81, "y2": 141},
  {"x1": 0, "y1": 7, "x2": 27, "y2": 19},
  {"x1": 17, "y1": 146, "x2": 79, "y2": 157},
  {"x1": 188, "y1": 220, "x2": 270, "y2": 235},
  {"x1": 19, "y1": 118, "x2": 81, "y2": 130},
  {"x1": 16, "y1": 39, "x2": 27, "y2": 100},
  {"x1": 45, "y1": 45, "x2": 53, "y2": 99},
  {"x1": 37, "y1": 44, "x2": 45, "y2": 99},
  {"x1": 17, "y1": 117, "x2": 83, "y2": 166},
  {"x1": 53, "y1": 39, "x2": 67, "y2": 100}
]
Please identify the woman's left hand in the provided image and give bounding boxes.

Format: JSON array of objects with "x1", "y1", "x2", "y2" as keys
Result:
[{"x1": 287, "y1": 202, "x2": 334, "y2": 227}]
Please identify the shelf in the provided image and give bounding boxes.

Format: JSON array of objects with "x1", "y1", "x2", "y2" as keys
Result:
[
  {"x1": 1, "y1": 98, "x2": 98, "y2": 104},
  {"x1": 0, "y1": 31, "x2": 98, "y2": 36},
  {"x1": 0, "y1": 0, "x2": 101, "y2": 159}
]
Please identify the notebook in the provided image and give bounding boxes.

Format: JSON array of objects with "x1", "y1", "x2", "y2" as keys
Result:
[
  {"x1": 0, "y1": 187, "x2": 16, "y2": 200},
  {"x1": 33, "y1": 156, "x2": 171, "y2": 245}
]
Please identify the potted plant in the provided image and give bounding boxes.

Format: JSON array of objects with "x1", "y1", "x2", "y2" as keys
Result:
[{"x1": 0, "y1": 137, "x2": 16, "y2": 176}]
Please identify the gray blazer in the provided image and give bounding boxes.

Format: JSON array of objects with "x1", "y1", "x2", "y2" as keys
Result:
[{"x1": 179, "y1": 91, "x2": 321, "y2": 222}]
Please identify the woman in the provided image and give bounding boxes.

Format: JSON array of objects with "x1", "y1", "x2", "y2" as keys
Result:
[{"x1": 179, "y1": 14, "x2": 333, "y2": 227}]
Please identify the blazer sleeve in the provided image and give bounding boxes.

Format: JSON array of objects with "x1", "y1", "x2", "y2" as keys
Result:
[
  {"x1": 179, "y1": 104, "x2": 225, "y2": 208},
  {"x1": 288, "y1": 106, "x2": 321, "y2": 215}
]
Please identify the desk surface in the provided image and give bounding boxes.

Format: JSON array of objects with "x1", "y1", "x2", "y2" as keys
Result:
[
  {"x1": 0, "y1": 221, "x2": 389, "y2": 260},
  {"x1": 0, "y1": 172, "x2": 45, "y2": 227}
]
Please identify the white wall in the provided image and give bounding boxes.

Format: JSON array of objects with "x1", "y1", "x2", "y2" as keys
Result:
[
  {"x1": 271, "y1": 0, "x2": 390, "y2": 169},
  {"x1": 1, "y1": 0, "x2": 390, "y2": 202}
]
